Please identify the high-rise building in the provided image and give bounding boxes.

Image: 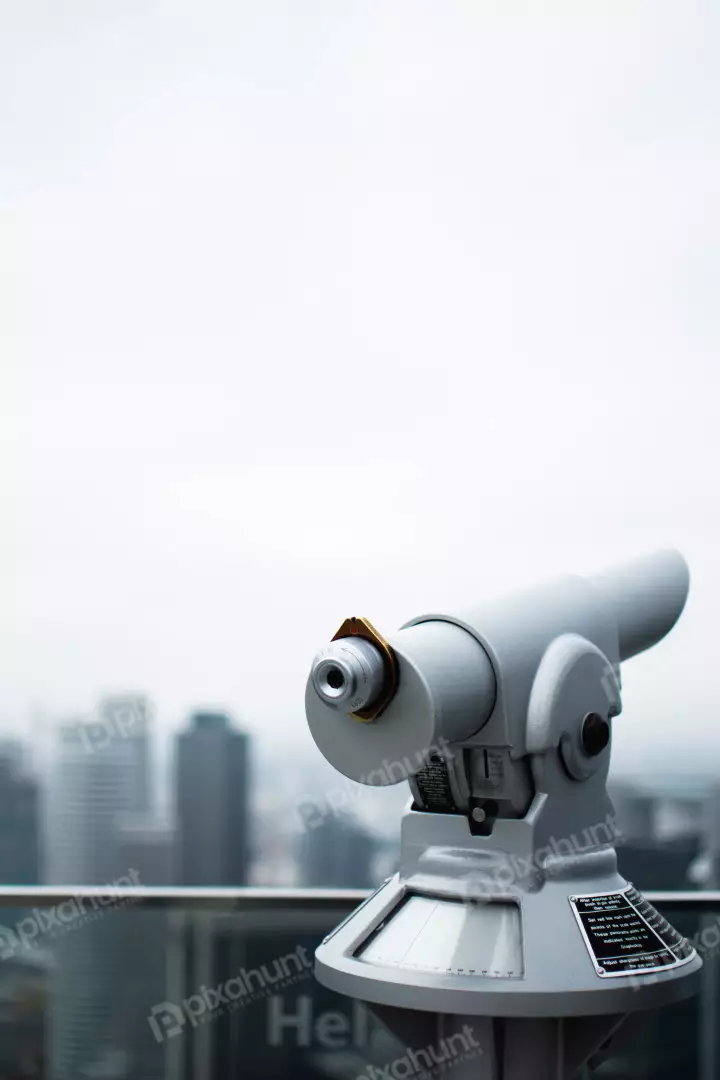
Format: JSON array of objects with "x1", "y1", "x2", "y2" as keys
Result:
[
  {"x1": 0, "y1": 743, "x2": 45, "y2": 1076},
  {"x1": 0, "y1": 741, "x2": 41, "y2": 886},
  {"x1": 114, "y1": 817, "x2": 176, "y2": 1080},
  {"x1": 45, "y1": 708, "x2": 152, "y2": 1080},
  {"x1": 299, "y1": 811, "x2": 378, "y2": 889},
  {"x1": 45, "y1": 720, "x2": 143, "y2": 886},
  {"x1": 98, "y1": 694, "x2": 153, "y2": 816},
  {"x1": 175, "y1": 712, "x2": 250, "y2": 886},
  {"x1": 116, "y1": 815, "x2": 176, "y2": 886}
]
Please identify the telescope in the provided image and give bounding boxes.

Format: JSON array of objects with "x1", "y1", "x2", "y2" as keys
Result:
[{"x1": 305, "y1": 550, "x2": 701, "y2": 1079}]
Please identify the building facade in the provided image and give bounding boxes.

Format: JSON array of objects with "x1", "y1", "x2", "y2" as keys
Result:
[{"x1": 175, "y1": 712, "x2": 250, "y2": 886}]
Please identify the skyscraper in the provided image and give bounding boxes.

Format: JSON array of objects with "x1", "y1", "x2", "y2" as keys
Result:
[
  {"x1": 45, "y1": 718, "x2": 145, "y2": 886},
  {"x1": 0, "y1": 742, "x2": 44, "y2": 1075},
  {"x1": 98, "y1": 694, "x2": 153, "y2": 816},
  {"x1": 299, "y1": 810, "x2": 377, "y2": 889},
  {"x1": 175, "y1": 712, "x2": 250, "y2": 886},
  {"x1": 0, "y1": 740, "x2": 41, "y2": 886},
  {"x1": 115, "y1": 817, "x2": 176, "y2": 1080},
  {"x1": 45, "y1": 707, "x2": 152, "y2": 1080}
]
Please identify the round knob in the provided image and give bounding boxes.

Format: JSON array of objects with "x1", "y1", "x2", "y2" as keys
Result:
[
  {"x1": 310, "y1": 637, "x2": 387, "y2": 714},
  {"x1": 581, "y1": 712, "x2": 610, "y2": 756}
]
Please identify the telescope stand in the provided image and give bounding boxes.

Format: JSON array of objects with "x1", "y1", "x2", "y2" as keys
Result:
[
  {"x1": 306, "y1": 552, "x2": 701, "y2": 1079},
  {"x1": 371, "y1": 1005, "x2": 633, "y2": 1080}
]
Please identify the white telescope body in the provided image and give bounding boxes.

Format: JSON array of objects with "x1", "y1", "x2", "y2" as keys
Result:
[
  {"x1": 306, "y1": 549, "x2": 690, "y2": 786},
  {"x1": 304, "y1": 550, "x2": 700, "y2": 1080},
  {"x1": 586, "y1": 548, "x2": 690, "y2": 660}
]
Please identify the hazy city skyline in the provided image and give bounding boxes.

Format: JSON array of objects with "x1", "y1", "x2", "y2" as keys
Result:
[
  {"x1": 2, "y1": 1, "x2": 719, "y2": 781},
  {"x1": 1, "y1": 4, "x2": 718, "y2": 1078}
]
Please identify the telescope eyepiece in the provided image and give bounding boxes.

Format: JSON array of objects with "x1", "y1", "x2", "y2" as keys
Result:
[
  {"x1": 311, "y1": 637, "x2": 386, "y2": 714},
  {"x1": 325, "y1": 667, "x2": 346, "y2": 691}
]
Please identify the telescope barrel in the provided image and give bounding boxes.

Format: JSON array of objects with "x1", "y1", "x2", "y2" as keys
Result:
[
  {"x1": 305, "y1": 550, "x2": 690, "y2": 784},
  {"x1": 586, "y1": 549, "x2": 690, "y2": 662}
]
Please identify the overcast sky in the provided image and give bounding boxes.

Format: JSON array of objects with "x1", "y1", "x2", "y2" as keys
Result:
[{"x1": 1, "y1": 0, "x2": 718, "y2": 775}]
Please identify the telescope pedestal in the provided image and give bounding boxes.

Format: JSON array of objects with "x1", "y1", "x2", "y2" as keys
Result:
[
  {"x1": 314, "y1": 858, "x2": 701, "y2": 1078},
  {"x1": 371, "y1": 1006, "x2": 632, "y2": 1079}
]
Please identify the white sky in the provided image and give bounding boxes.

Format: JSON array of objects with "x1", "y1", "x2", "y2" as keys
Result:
[{"x1": 1, "y1": 0, "x2": 719, "y2": 775}]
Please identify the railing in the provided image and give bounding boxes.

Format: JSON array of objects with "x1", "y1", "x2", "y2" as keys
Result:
[
  {"x1": 1, "y1": 885, "x2": 719, "y2": 904},
  {"x1": 0, "y1": 888, "x2": 717, "y2": 1080},
  {"x1": 0, "y1": 884, "x2": 374, "y2": 906}
]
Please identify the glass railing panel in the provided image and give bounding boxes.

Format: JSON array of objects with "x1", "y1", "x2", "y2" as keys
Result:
[{"x1": 0, "y1": 891, "x2": 717, "y2": 1079}]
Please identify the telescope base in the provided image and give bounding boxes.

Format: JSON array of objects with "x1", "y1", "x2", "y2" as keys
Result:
[{"x1": 370, "y1": 1005, "x2": 637, "y2": 1080}]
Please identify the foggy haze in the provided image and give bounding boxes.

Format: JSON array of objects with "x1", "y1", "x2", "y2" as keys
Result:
[{"x1": 2, "y1": 1, "x2": 719, "y2": 776}]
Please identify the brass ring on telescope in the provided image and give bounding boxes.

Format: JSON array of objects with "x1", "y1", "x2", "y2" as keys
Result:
[{"x1": 330, "y1": 616, "x2": 398, "y2": 723}]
